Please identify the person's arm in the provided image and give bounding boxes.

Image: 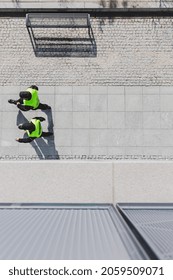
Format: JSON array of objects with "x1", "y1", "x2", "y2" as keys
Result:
[
  {"x1": 16, "y1": 137, "x2": 35, "y2": 143},
  {"x1": 33, "y1": 117, "x2": 45, "y2": 122},
  {"x1": 17, "y1": 103, "x2": 33, "y2": 111}
]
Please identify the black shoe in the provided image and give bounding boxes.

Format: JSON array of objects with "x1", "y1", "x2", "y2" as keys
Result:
[{"x1": 8, "y1": 99, "x2": 17, "y2": 105}]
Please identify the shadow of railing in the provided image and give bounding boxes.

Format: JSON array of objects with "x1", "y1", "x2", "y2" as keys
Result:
[
  {"x1": 17, "y1": 111, "x2": 59, "y2": 160},
  {"x1": 27, "y1": 27, "x2": 97, "y2": 57}
]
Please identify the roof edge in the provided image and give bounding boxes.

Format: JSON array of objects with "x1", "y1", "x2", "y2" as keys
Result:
[{"x1": 1, "y1": 8, "x2": 173, "y2": 17}]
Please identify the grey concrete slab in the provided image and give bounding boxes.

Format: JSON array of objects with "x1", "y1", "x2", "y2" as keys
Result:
[
  {"x1": 126, "y1": 95, "x2": 142, "y2": 112},
  {"x1": 73, "y1": 112, "x2": 90, "y2": 128},
  {"x1": 2, "y1": 112, "x2": 18, "y2": 129},
  {"x1": 90, "y1": 129, "x2": 126, "y2": 147},
  {"x1": 0, "y1": 86, "x2": 4, "y2": 95},
  {"x1": 125, "y1": 147, "x2": 145, "y2": 155},
  {"x1": 55, "y1": 86, "x2": 73, "y2": 95},
  {"x1": 143, "y1": 112, "x2": 160, "y2": 129},
  {"x1": 16, "y1": 146, "x2": 41, "y2": 156},
  {"x1": 143, "y1": 130, "x2": 162, "y2": 147},
  {"x1": 90, "y1": 146, "x2": 108, "y2": 155},
  {"x1": 109, "y1": 130, "x2": 127, "y2": 147},
  {"x1": 58, "y1": 147, "x2": 72, "y2": 156},
  {"x1": 73, "y1": 95, "x2": 89, "y2": 111},
  {"x1": 0, "y1": 100, "x2": 2, "y2": 112},
  {"x1": 108, "y1": 95, "x2": 125, "y2": 111},
  {"x1": 72, "y1": 129, "x2": 89, "y2": 147},
  {"x1": 90, "y1": 95, "x2": 107, "y2": 112},
  {"x1": 2, "y1": 85, "x2": 173, "y2": 159},
  {"x1": 73, "y1": 86, "x2": 90, "y2": 95},
  {"x1": 90, "y1": 86, "x2": 107, "y2": 95},
  {"x1": 159, "y1": 130, "x2": 173, "y2": 147},
  {"x1": 2, "y1": 86, "x2": 21, "y2": 95},
  {"x1": 160, "y1": 86, "x2": 173, "y2": 95},
  {"x1": 142, "y1": 86, "x2": 160, "y2": 95},
  {"x1": 125, "y1": 130, "x2": 143, "y2": 147},
  {"x1": 143, "y1": 95, "x2": 160, "y2": 112},
  {"x1": 37, "y1": 86, "x2": 55, "y2": 95},
  {"x1": 0, "y1": 112, "x2": 2, "y2": 127},
  {"x1": 90, "y1": 112, "x2": 107, "y2": 128},
  {"x1": 55, "y1": 95, "x2": 73, "y2": 111},
  {"x1": 0, "y1": 147, "x2": 21, "y2": 157},
  {"x1": 108, "y1": 112, "x2": 125, "y2": 129},
  {"x1": 107, "y1": 147, "x2": 126, "y2": 155},
  {"x1": 125, "y1": 86, "x2": 143, "y2": 95},
  {"x1": 157, "y1": 147, "x2": 173, "y2": 156},
  {"x1": 1, "y1": 129, "x2": 19, "y2": 147},
  {"x1": 140, "y1": 147, "x2": 162, "y2": 155},
  {"x1": 54, "y1": 129, "x2": 72, "y2": 147},
  {"x1": 1, "y1": 95, "x2": 19, "y2": 112},
  {"x1": 108, "y1": 86, "x2": 124, "y2": 95},
  {"x1": 90, "y1": 129, "x2": 109, "y2": 147},
  {"x1": 72, "y1": 147, "x2": 90, "y2": 155},
  {"x1": 160, "y1": 95, "x2": 173, "y2": 111},
  {"x1": 55, "y1": 112, "x2": 73, "y2": 128},
  {"x1": 125, "y1": 112, "x2": 142, "y2": 129},
  {"x1": 161, "y1": 112, "x2": 173, "y2": 129}
]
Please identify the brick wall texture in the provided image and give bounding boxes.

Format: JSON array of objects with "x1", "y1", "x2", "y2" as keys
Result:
[
  {"x1": 0, "y1": 1, "x2": 173, "y2": 9},
  {"x1": 1, "y1": 16, "x2": 173, "y2": 86}
]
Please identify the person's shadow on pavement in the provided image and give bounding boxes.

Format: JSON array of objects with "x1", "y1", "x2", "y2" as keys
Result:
[{"x1": 16, "y1": 110, "x2": 59, "y2": 160}]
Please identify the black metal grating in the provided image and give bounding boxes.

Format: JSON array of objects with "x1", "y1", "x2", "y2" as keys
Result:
[
  {"x1": 26, "y1": 13, "x2": 90, "y2": 28},
  {"x1": 26, "y1": 13, "x2": 96, "y2": 57}
]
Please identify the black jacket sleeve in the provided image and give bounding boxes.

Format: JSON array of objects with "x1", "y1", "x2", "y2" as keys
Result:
[
  {"x1": 17, "y1": 137, "x2": 35, "y2": 143},
  {"x1": 17, "y1": 104, "x2": 33, "y2": 111}
]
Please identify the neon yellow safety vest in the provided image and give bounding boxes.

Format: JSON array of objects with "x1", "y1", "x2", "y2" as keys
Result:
[
  {"x1": 23, "y1": 88, "x2": 40, "y2": 109},
  {"x1": 26, "y1": 119, "x2": 42, "y2": 138}
]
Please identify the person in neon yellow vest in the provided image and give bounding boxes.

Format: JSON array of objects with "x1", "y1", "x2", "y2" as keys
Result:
[
  {"x1": 8, "y1": 85, "x2": 51, "y2": 111},
  {"x1": 16, "y1": 117, "x2": 53, "y2": 143}
]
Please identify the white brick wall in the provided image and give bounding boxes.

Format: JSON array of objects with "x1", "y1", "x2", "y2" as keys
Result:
[
  {"x1": 1, "y1": 17, "x2": 173, "y2": 86},
  {"x1": 0, "y1": 1, "x2": 172, "y2": 9}
]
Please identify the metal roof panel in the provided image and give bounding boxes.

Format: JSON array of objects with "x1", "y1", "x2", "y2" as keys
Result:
[{"x1": 0, "y1": 204, "x2": 147, "y2": 260}]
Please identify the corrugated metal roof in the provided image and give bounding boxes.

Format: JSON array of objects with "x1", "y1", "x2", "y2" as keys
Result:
[
  {"x1": 0, "y1": 204, "x2": 147, "y2": 260},
  {"x1": 117, "y1": 203, "x2": 173, "y2": 260}
]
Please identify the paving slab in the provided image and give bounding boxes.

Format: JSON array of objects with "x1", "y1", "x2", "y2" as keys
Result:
[
  {"x1": 90, "y1": 95, "x2": 107, "y2": 112},
  {"x1": 143, "y1": 95, "x2": 160, "y2": 112},
  {"x1": 143, "y1": 112, "x2": 160, "y2": 129},
  {"x1": 108, "y1": 112, "x2": 125, "y2": 129},
  {"x1": 73, "y1": 112, "x2": 90, "y2": 128},
  {"x1": 1, "y1": 85, "x2": 173, "y2": 160},
  {"x1": 73, "y1": 95, "x2": 89, "y2": 111},
  {"x1": 125, "y1": 112, "x2": 143, "y2": 129},
  {"x1": 72, "y1": 129, "x2": 89, "y2": 146},
  {"x1": 108, "y1": 95, "x2": 125, "y2": 111},
  {"x1": 90, "y1": 112, "x2": 107, "y2": 128}
]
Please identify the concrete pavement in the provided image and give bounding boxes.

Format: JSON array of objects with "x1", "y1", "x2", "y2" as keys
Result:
[
  {"x1": 1, "y1": 14, "x2": 173, "y2": 159},
  {"x1": 1, "y1": 85, "x2": 173, "y2": 160}
]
